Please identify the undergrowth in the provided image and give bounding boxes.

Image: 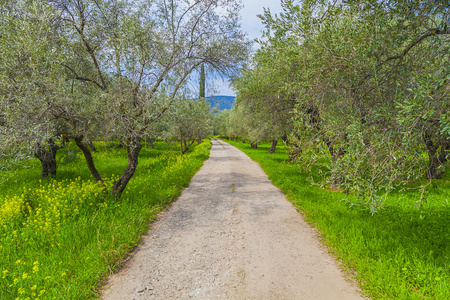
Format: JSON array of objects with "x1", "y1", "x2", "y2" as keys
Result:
[
  {"x1": 0, "y1": 140, "x2": 211, "y2": 299},
  {"x1": 225, "y1": 138, "x2": 449, "y2": 300}
]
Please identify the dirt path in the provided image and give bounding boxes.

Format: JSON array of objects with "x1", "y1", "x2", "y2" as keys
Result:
[{"x1": 102, "y1": 139, "x2": 365, "y2": 300}]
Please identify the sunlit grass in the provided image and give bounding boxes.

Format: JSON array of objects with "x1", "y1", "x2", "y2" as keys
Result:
[
  {"x1": 226, "y1": 138, "x2": 449, "y2": 300},
  {"x1": 0, "y1": 140, "x2": 211, "y2": 299}
]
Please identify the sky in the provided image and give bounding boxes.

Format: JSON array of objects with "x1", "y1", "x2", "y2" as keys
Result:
[{"x1": 207, "y1": 0, "x2": 283, "y2": 97}]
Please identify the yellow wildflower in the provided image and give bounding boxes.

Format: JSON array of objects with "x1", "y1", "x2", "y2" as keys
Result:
[{"x1": 18, "y1": 287, "x2": 25, "y2": 295}]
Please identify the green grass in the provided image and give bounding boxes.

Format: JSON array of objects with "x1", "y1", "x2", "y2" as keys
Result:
[
  {"x1": 225, "y1": 138, "x2": 449, "y2": 300},
  {"x1": 0, "y1": 140, "x2": 211, "y2": 299}
]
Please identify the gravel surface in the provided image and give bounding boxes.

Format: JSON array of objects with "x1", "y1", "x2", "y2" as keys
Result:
[{"x1": 101, "y1": 139, "x2": 365, "y2": 300}]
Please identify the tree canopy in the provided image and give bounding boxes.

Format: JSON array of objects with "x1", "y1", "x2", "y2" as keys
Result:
[
  {"x1": 0, "y1": 0, "x2": 249, "y2": 196},
  {"x1": 229, "y1": 0, "x2": 450, "y2": 212}
]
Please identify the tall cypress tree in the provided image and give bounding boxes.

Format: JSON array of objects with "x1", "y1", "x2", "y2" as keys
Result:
[{"x1": 199, "y1": 63, "x2": 205, "y2": 99}]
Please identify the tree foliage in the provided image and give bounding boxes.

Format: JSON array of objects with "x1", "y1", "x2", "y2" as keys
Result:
[
  {"x1": 199, "y1": 63, "x2": 206, "y2": 99},
  {"x1": 0, "y1": 0, "x2": 249, "y2": 196},
  {"x1": 232, "y1": 0, "x2": 450, "y2": 211},
  {"x1": 162, "y1": 97, "x2": 212, "y2": 155}
]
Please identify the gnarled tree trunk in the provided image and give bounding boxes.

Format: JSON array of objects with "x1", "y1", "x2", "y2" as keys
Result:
[
  {"x1": 268, "y1": 139, "x2": 278, "y2": 154},
  {"x1": 325, "y1": 139, "x2": 345, "y2": 188},
  {"x1": 34, "y1": 139, "x2": 64, "y2": 179},
  {"x1": 281, "y1": 133, "x2": 302, "y2": 162},
  {"x1": 250, "y1": 142, "x2": 257, "y2": 149},
  {"x1": 113, "y1": 138, "x2": 142, "y2": 197},
  {"x1": 423, "y1": 132, "x2": 450, "y2": 179},
  {"x1": 181, "y1": 139, "x2": 195, "y2": 156},
  {"x1": 74, "y1": 136, "x2": 105, "y2": 187},
  {"x1": 288, "y1": 147, "x2": 302, "y2": 162}
]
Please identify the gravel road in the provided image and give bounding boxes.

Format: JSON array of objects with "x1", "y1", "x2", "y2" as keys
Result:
[{"x1": 101, "y1": 139, "x2": 365, "y2": 300}]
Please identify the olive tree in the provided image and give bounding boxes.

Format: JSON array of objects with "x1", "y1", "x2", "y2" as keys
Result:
[
  {"x1": 212, "y1": 109, "x2": 230, "y2": 136},
  {"x1": 0, "y1": 0, "x2": 76, "y2": 177},
  {"x1": 162, "y1": 97, "x2": 212, "y2": 155},
  {"x1": 233, "y1": 52, "x2": 296, "y2": 153},
  {"x1": 237, "y1": 0, "x2": 450, "y2": 210},
  {"x1": 1, "y1": 0, "x2": 249, "y2": 196},
  {"x1": 66, "y1": 0, "x2": 248, "y2": 196}
]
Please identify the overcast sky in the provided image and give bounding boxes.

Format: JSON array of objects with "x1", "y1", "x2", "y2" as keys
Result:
[{"x1": 207, "y1": 0, "x2": 283, "y2": 97}]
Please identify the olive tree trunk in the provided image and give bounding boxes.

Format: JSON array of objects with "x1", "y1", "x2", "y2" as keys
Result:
[
  {"x1": 288, "y1": 147, "x2": 302, "y2": 162},
  {"x1": 325, "y1": 139, "x2": 345, "y2": 188},
  {"x1": 112, "y1": 138, "x2": 142, "y2": 197},
  {"x1": 74, "y1": 136, "x2": 105, "y2": 186},
  {"x1": 88, "y1": 141, "x2": 97, "y2": 152},
  {"x1": 34, "y1": 139, "x2": 64, "y2": 179},
  {"x1": 268, "y1": 139, "x2": 278, "y2": 154},
  {"x1": 281, "y1": 132, "x2": 302, "y2": 162},
  {"x1": 75, "y1": 135, "x2": 142, "y2": 197},
  {"x1": 423, "y1": 132, "x2": 450, "y2": 179},
  {"x1": 181, "y1": 139, "x2": 195, "y2": 156}
]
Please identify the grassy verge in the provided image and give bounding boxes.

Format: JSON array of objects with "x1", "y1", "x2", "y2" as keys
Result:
[
  {"x1": 225, "y1": 138, "x2": 449, "y2": 300},
  {"x1": 0, "y1": 140, "x2": 211, "y2": 299}
]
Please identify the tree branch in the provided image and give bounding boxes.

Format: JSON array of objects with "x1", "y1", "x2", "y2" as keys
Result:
[
  {"x1": 356, "y1": 28, "x2": 450, "y2": 90},
  {"x1": 63, "y1": 64, "x2": 106, "y2": 90},
  {"x1": 385, "y1": 28, "x2": 449, "y2": 63}
]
